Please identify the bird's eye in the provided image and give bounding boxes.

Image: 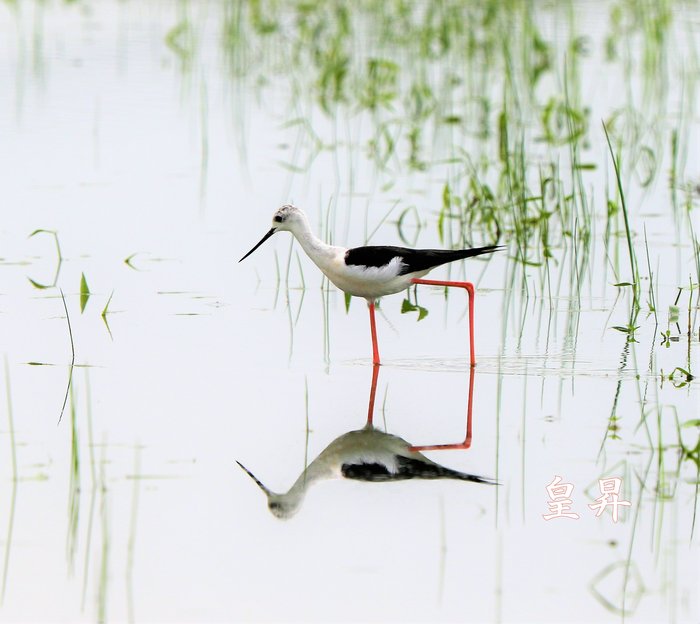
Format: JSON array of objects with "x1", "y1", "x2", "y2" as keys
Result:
[{"x1": 273, "y1": 215, "x2": 283, "y2": 223}]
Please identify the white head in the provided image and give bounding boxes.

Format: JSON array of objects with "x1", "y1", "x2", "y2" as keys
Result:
[
  {"x1": 235, "y1": 460, "x2": 304, "y2": 520},
  {"x1": 239, "y1": 204, "x2": 308, "y2": 262},
  {"x1": 269, "y1": 204, "x2": 306, "y2": 232}
]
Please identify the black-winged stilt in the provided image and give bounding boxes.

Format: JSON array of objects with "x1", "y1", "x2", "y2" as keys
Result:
[
  {"x1": 239, "y1": 204, "x2": 501, "y2": 366},
  {"x1": 236, "y1": 432, "x2": 495, "y2": 518},
  {"x1": 236, "y1": 365, "x2": 495, "y2": 519}
]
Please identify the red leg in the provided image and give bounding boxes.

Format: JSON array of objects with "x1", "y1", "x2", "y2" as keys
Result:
[
  {"x1": 409, "y1": 365, "x2": 475, "y2": 451},
  {"x1": 410, "y1": 278, "x2": 476, "y2": 367},
  {"x1": 366, "y1": 364, "x2": 380, "y2": 427},
  {"x1": 368, "y1": 301, "x2": 380, "y2": 365}
]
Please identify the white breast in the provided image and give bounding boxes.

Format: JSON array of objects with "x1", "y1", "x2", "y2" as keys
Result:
[{"x1": 322, "y1": 255, "x2": 418, "y2": 300}]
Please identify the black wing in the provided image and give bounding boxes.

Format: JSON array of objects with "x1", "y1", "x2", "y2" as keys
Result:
[
  {"x1": 341, "y1": 462, "x2": 404, "y2": 482},
  {"x1": 341, "y1": 457, "x2": 496, "y2": 484},
  {"x1": 344, "y1": 245, "x2": 502, "y2": 275}
]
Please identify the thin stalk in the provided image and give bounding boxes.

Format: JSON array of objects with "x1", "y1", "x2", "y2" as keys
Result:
[
  {"x1": 603, "y1": 121, "x2": 639, "y2": 310},
  {"x1": 126, "y1": 446, "x2": 141, "y2": 624},
  {"x1": 643, "y1": 226, "x2": 658, "y2": 325},
  {"x1": 58, "y1": 289, "x2": 76, "y2": 426}
]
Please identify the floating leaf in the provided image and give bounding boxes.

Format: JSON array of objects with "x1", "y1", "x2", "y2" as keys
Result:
[
  {"x1": 29, "y1": 228, "x2": 55, "y2": 238},
  {"x1": 28, "y1": 277, "x2": 50, "y2": 290},
  {"x1": 101, "y1": 290, "x2": 114, "y2": 339},
  {"x1": 124, "y1": 253, "x2": 140, "y2": 270},
  {"x1": 27, "y1": 228, "x2": 63, "y2": 288},
  {"x1": 396, "y1": 205, "x2": 420, "y2": 247},
  {"x1": 540, "y1": 97, "x2": 587, "y2": 145},
  {"x1": 613, "y1": 282, "x2": 634, "y2": 287},
  {"x1": 401, "y1": 298, "x2": 428, "y2": 321},
  {"x1": 669, "y1": 367, "x2": 694, "y2": 382},
  {"x1": 401, "y1": 298, "x2": 417, "y2": 314},
  {"x1": 635, "y1": 145, "x2": 657, "y2": 188},
  {"x1": 165, "y1": 21, "x2": 194, "y2": 61},
  {"x1": 682, "y1": 419, "x2": 700, "y2": 428},
  {"x1": 101, "y1": 290, "x2": 114, "y2": 319},
  {"x1": 80, "y1": 273, "x2": 90, "y2": 313}
]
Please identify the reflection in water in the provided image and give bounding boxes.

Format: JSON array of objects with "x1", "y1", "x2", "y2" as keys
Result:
[
  {"x1": 237, "y1": 366, "x2": 495, "y2": 519},
  {"x1": 1, "y1": 357, "x2": 17, "y2": 606},
  {"x1": 27, "y1": 228, "x2": 63, "y2": 290}
]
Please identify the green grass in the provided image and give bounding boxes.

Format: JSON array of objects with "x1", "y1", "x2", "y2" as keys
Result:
[
  {"x1": 603, "y1": 120, "x2": 640, "y2": 311},
  {"x1": 79, "y1": 273, "x2": 90, "y2": 313},
  {"x1": 101, "y1": 291, "x2": 115, "y2": 340}
]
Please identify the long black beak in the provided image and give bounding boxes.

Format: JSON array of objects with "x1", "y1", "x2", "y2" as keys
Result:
[
  {"x1": 235, "y1": 460, "x2": 272, "y2": 496},
  {"x1": 239, "y1": 228, "x2": 276, "y2": 262}
]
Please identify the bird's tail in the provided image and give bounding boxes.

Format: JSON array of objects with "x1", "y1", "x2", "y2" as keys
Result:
[
  {"x1": 397, "y1": 456, "x2": 498, "y2": 485},
  {"x1": 410, "y1": 244, "x2": 504, "y2": 273},
  {"x1": 427, "y1": 464, "x2": 499, "y2": 485},
  {"x1": 452, "y1": 470, "x2": 499, "y2": 485}
]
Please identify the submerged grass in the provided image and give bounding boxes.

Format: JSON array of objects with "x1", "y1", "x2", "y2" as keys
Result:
[
  {"x1": 57, "y1": 289, "x2": 75, "y2": 426},
  {"x1": 97, "y1": 441, "x2": 109, "y2": 624},
  {"x1": 1, "y1": 356, "x2": 17, "y2": 606},
  {"x1": 81, "y1": 371, "x2": 98, "y2": 612},
  {"x1": 126, "y1": 445, "x2": 141, "y2": 624},
  {"x1": 66, "y1": 382, "x2": 80, "y2": 571}
]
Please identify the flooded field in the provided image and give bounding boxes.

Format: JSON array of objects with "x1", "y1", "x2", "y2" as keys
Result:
[{"x1": 0, "y1": 1, "x2": 698, "y2": 622}]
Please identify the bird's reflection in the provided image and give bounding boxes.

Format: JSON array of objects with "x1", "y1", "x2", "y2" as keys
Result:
[{"x1": 237, "y1": 366, "x2": 495, "y2": 519}]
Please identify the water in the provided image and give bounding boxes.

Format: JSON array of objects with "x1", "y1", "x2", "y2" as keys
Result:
[{"x1": 0, "y1": 1, "x2": 698, "y2": 622}]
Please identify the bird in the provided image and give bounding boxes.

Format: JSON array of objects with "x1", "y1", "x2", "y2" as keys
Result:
[
  {"x1": 237, "y1": 351, "x2": 492, "y2": 519},
  {"x1": 239, "y1": 204, "x2": 501, "y2": 366},
  {"x1": 236, "y1": 425, "x2": 496, "y2": 520}
]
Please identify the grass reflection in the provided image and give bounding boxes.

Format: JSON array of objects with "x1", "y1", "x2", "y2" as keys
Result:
[{"x1": 1, "y1": 357, "x2": 17, "y2": 606}]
